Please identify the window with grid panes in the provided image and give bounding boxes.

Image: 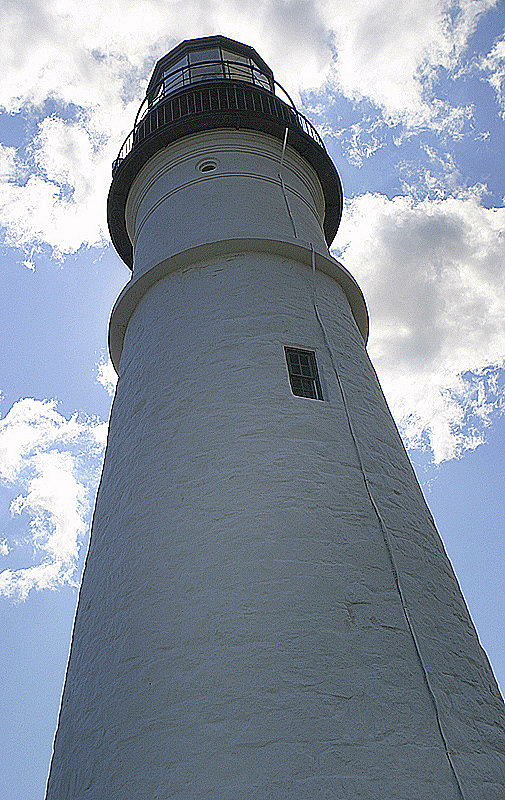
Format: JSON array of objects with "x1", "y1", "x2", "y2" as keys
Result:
[{"x1": 284, "y1": 347, "x2": 323, "y2": 400}]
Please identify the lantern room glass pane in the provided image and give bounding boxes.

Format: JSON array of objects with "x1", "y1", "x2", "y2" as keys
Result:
[
  {"x1": 155, "y1": 45, "x2": 273, "y2": 102},
  {"x1": 189, "y1": 47, "x2": 223, "y2": 82},
  {"x1": 253, "y1": 70, "x2": 271, "y2": 90},
  {"x1": 222, "y1": 49, "x2": 254, "y2": 83},
  {"x1": 163, "y1": 56, "x2": 189, "y2": 94}
]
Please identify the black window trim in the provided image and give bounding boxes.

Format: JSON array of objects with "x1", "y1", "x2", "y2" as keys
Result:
[{"x1": 284, "y1": 346, "x2": 324, "y2": 401}]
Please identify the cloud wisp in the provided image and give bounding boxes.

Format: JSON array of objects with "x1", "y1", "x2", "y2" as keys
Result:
[
  {"x1": 0, "y1": 398, "x2": 106, "y2": 601},
  {"x1": 96, "y1": 356, "x2": 118, "y2": 397},
  {"x1": 478, "y1": 29, "x2": 505, "y2": 116}
]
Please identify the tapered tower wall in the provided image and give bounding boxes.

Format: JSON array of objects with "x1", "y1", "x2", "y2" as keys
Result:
[
  {"x1": 47, "y1": 245, "x2": 505, "y2": 798},
  {"x1": 45, "y1": 35, "x2": 505, "y2": 800}
]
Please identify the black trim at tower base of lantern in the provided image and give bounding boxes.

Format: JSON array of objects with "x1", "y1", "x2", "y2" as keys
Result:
[{"x1": 108, "y1": 79, "x2": 343, "y2": 269}]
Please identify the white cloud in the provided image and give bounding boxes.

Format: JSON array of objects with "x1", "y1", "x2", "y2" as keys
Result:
[
  {"x1": 333, "y1": 190, "x2": 505, "y2": 462},
  {"x1": 0, "y1": 119, "x2": 110, "y2": 257},
  {"x1": 323, "y1": 0, "x2": 495, "y2": 129},
  {"x1": 0, "y1": 1, "x2": 330, "y2": 115},
  {"x1": 0, "y1": 398, "x2": 106, "y2": 601},
  {"x1": 0, "y1": 560, "x2": 74, "y2": 602},
  {"x1": 0, "y1": 0, "x2": 493, "y2": 120},
  {"x1": 96, "y1": 355, "x2": 118, "y2": 397},
  {"x1": 478, "y1": 30, "x2": 505, "y2": 115}
]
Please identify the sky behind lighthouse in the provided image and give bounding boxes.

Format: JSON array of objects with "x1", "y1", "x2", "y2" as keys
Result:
[{"x1": 1, "y1": 2, "x2": 504, "y2": 798}]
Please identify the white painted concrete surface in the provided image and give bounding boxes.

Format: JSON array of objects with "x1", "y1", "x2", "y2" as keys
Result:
[
  {"x1": 125, "y1": 130, "x2": 329, "y2": 281},
  {"x1": 46, "y1": 131, "x2": 505, "y2": 799}
]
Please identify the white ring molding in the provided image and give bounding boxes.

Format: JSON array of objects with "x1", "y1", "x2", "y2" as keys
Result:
[{"x1": 109, "y1": 237, "x2": 369, "y2": 373}]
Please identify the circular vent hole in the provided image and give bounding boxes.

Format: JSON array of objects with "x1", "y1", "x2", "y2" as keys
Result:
[{"x1": 197, "y1": 160, "x2": 218, "y2": 173}]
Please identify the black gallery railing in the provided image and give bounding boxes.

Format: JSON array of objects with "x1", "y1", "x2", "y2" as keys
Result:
[{"x1": 112, "y1": 73, "x2": 325, "y2": 174}]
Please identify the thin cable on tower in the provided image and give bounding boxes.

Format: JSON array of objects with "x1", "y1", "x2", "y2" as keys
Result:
[
  {"x1": 278, "y1": 127, "x2": 298, "y2": 239},
  {"x1": 280, "y1": 126, "x2": 288, "y2": 171},
  {"x1": 308, "y1": 243, "x2": 466, "y2": 800}
]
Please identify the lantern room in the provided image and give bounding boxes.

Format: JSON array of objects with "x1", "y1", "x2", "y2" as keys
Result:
[{"x1": 146, "y1": 36, "x2": 275, "y2": 105}]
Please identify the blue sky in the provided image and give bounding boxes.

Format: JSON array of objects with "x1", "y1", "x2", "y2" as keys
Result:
[{"x1": 1, "y1": 1, "x2": 505, "y2": 797}]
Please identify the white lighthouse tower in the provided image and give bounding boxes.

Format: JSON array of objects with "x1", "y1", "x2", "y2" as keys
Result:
[{"x1": 46, "y1": 36, "x2": 505, "y2": 799}]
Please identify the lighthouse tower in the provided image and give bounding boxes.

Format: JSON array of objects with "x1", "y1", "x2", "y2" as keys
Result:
[{"x1": 46, "y1": 36, "x2": 505, "y2": 799}]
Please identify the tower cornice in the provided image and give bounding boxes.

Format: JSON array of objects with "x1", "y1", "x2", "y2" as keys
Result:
[{"x1": 108, "y1": 237, "x2": 368, "y2": 371}]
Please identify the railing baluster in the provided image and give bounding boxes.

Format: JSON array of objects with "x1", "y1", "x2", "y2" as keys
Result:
[{"x1": 112, "y1": 65, "x2": 326, "y2": 176}]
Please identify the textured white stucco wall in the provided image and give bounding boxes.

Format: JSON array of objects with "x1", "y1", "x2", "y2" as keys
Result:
[
  {"x1": 46, "y1": 250, "x2": 505, "y2": 799},
  {"x1": 46, "y1": 129, "x2": 505, "y2": 799},
  {"x1": 125, "y1": 129, "x2": 329, "y2": 281}
]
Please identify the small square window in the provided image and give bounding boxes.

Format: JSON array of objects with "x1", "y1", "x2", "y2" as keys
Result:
[{"x1": 285, "y1": 347, "x2": 323, "y2": 400}]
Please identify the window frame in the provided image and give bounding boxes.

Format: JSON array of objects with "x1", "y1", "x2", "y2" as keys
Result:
[{"x1": 284, "y1": 346, "x2": 324, "y2": 401}]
